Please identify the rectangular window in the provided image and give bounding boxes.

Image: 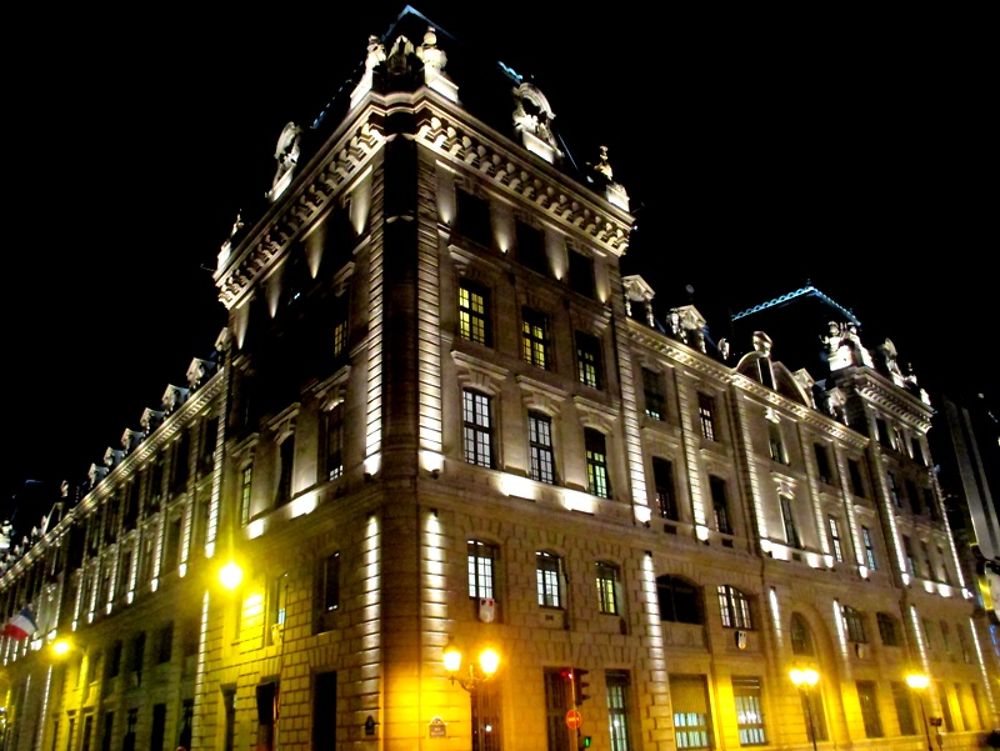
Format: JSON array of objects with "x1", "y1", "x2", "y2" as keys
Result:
[
  {"x1": 528, "y1": 412, "x2": 556, "y2": 484},
  {"x1": 670, "y1": 675, "x2": 712, "y2": 749},
  {"x1": 522, "y1": 308, "x2": 549, "y2": 369},
  {"x1": 323, "y1": 404, "x2": 345, "y2": 481},
  {"x1": 642, "y1": 368, "x2": 666, "y2": 421},
  {"x1": 568, "y1": 249, "x2": 595, "y2": 298},
  {"x1": 322, "y1": 552, "x2": 340, "y2": 613},
  {"x1": 150, "y1": 705, "x2": 166, "y2": 751},
  {"x1": 107, "y1": 640, "x2": 122, "y2": 679},
  {"x1": 925, "y1": 488, "x2": 939, "y2": 521},
  {"x1": 130, "y1": 632, "x2": 146, "y2": 680},
  {"x1": 585, "y1": 429, "x2": 611, "y2": 498},
  {"x1": 937, "y1": 682, "x2": 954, "y2": 731},
  {"x1": 876, "y1": 418, "x2": 890, "y2": 446},
  {"x1": 732, "y1": 677, "x2": 767, "y2": 746},
  {"x1": 458, "y1": 281, "x2": 491, "y2": 346},
  {"x1": 779, "y1": 495, "x2": 801, "y2": 549},
  {"x1": 544, "y1": 669, "x2": 571, "y2": 751},
  {"x1": 652, "y1": 458, "x2": 678, "y2": 521},
  {"x1": 276, "y1": 435, "x2": 295, "y2": 506},
  {"x1": 848, "y1": 459, "x2": 866, "y2": 498},
  {"x1": 332, "y1": 315, "x2": 347, "y2": 359},
  {"x1": 891, "y1": 681, "x2": 916, "y2": 735},
  {"x1": 268, "y1": 574, "x2": 288, "y2": 645},
  {"x1": 906, "y1": 479, "x2": 921, "y2": 513},
  {"x1": 239, "y1": 465, "x2": 253, "y2": 526},
  {"x1": 887, "y1": 471, "x2": 901, "y2": 507},
  {"x1": 169, "y1": 431, "x2": 191, "y2": 496},
  {"x1": 575, "y1": 332, "x2": 602, "y2": 389},
  {"x1": 862, "y1": 526, "x2": 877, "y2": 570},
  {"x1": 717, "y1": 585, "x2": 752, "y2": 629},
  {"x1": 698, "y1": 393, "x2": 716, "y2": 441},
  {"x1": 856, "y1": 681, "x2": 883, "y2": 738},
  {"x1": 606, "y1": 671, "x2": 632, "y2": 751},
  {"x1": 877, "y1": 613, "x2": 901, "y2": 646},
  {"x1": 813, "y1": 443, "x2": 833, "y2": 485},
  {"x1": 313, "y1": 671, "x2": 337, "y2": 749},
  {"x1": 768, "y1": 422, "x2": 786, "y2": 464},
  {"x1": 516, "y1": 220, "x2": 547, "y2": 274},
  {"x1": 903, "y1": 535, "x2": 918, "y2": 576},
  {"x1": 595, "y1": 562, "x2": 620, "y2": 615},
  {"x1": 164, "y1": 517, "x2": 182, "y2": 573},
  {"x1": 222, "y1": 688, "x2": 236, "y2": 751},
  {"x1": 940, "y1": 621, "x2": 952, "y2": 657},
  {"x1": 199, "y1": 418, "x2": 218, "y2": 475},
  {"x1": 100, "y1": 711, "x2": 113, "y2": 751},
  {"x1": 536, "y1": 552, "x2": 562, "y2": 608},
  {"x1": 842, "y1": 606, "x2": 867, "y2": 643},
  {"x1": 456, "y1": 189, "x2": 492, "y2": 247},
  {"x1": 937, "y1": 546, "x2": 952, "y2": 584},
  {"x1": 709, "y1": 475, "x2": 732, "y2": 535},
  {"x1": 467, "y1": 540, "x2": 496, "y2": 600},
  {"x1": 462, "y1": 390, "x2": 494, "y2": 468},
  {"x1": 156, "y1": 622, "x2": 173, "y2": 664},
  {"x1": 828, "y1": 516, "x2": 844, "y2": 562},
  {"x1": 800, "y1": 689, "x2": 828, "y2": 742}
]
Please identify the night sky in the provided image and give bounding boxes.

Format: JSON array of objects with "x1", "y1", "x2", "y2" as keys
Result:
[{"x1": 5, "y1": 6, "x2": 992, "y2": 524}]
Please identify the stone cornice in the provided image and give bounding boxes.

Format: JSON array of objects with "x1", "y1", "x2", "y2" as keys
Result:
[
  {"x1": 625, "y1": 318, "x2": 868, "y2": 449},
  {"x1": 837, "y1": 368, "x2": 934, "y2": 433},
  {"x1": 413, "y1": 97, "x2": 631, "y2": 257},
  {"x1": 215, "y1": 108, "x2": 385, "y2": 309},
  {"x1": 0, "y1": 371, "x2": 226, "y2": 591}
]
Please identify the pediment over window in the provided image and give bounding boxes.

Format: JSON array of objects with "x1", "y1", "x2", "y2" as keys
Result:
[
  {"x1": 452, "y1": 351, "x2": 509, "y2": 396},
  {"x1": 140, "y1": 408, "x2": 165, "y2": 434},
  {"x1": 187, "y1": 358, "x2": 217, "y2": 390},
  {"x1": 666, "y1": 305, "x2": 707, "y2": 353},
  {"x1": 162, "y1": 385, "x2": 190, "y2": 415},
  {"x1": 88, "y1": 463, "x2": 109, "y2": 487},
  {"x1": 516, "y1": 375, "x2": 568, "y2": 416},
  {"x1": 773, "y1": 363, "x2": 812, "y2": 407},
  {"x1": 121, "y1": 429, "x2": 143, "y2": 452},
  {"x1": 573, "y1": 395, "x2": 618, "y2": 432}
]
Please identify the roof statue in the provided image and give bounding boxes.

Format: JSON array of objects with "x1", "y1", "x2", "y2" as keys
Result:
[{"x1": 266, "y1": 122, "x2": 303, "y2": 202}]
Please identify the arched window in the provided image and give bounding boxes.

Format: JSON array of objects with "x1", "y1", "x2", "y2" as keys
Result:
[
  {"x1": 790, "y1": 613, "x2": 814, "y2": 655},
  {"x1": 657, "y1": 575, "x2": 703, "y2": 624},
  {"x1": 717, "y1": 585, "x2": 752, "y2": 629}
]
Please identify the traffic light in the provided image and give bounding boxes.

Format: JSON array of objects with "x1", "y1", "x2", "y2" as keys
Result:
[
  {"x1": 574, "y1": 668, "x2": 591, "y2": 705},
  {"x1": 583, "y1": 736, "x2": 592, "y2": 748}
]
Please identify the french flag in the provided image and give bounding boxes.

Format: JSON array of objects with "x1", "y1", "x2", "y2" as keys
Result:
[{"x1": 3, "y1": 607, "x2": 38, "y2": 640}]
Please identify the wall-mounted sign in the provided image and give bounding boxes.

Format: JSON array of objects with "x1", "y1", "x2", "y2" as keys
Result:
[{"x1": 429, "y1": 717, "x2": 447, "y2": 738}]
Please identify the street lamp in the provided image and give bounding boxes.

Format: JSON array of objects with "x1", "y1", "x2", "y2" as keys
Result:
[
  {"x1": 789, "y1": 667, "x2": 820, "y2": 751},
  {"x1": 906, "y1": 672, "x2": 933, "y2": 751},
  {"x1": 218, "y1": 560, "x2": 244, "y2": 591},
  {"x1": 444, "y1": 642, "x2": 501, "y2": 750}
]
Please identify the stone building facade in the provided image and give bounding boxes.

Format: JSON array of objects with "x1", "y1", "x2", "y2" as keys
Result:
[{"x1": 1, "y1": 11, "x2": 996, "y2": 751}]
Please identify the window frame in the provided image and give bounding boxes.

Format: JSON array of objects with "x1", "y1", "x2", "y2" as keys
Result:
[
  {"x1": 717, "y1": 585, "x2": 753, "y2": 630},
  {"x1": 595, "y1": 561, "x2": 620, "y2": 615},
  {"x1": 575, "y1": 332, "x2": 603, "y2": 390},
  {"x1": 535, "y1": 551, "x2": 563, "y2": 609},
  {"x1": 861, "y1": 526, "x2": 878, "y2": 570},
  {"x1": 458, "y1": 279, "x2": 491, "y2": 347},
  {"x1": 528, "y1": 412, "x2": 557, "y2": 485},
  {"x1": 462, "y1": 389, "x2": 495, "y2": 469},
  {"x1": 521, "y1": 308, "x2": 550, "y2": 369},
  {"x1": 585, "y1": 429, "x2": 611, "y2": 499},
  {"x1": 642, "y1": 367, "x2": 666, "y2": 421},
  {"x1": 779, "y1": 495, "x2": 801, "y2": 549},
  {"x1": 656, "y1": 575, "x2": 702, "y2": 625},
  {"x1": 827, "y1": 515, "x2": 844, "y2": 562},
  {"x1": 841, "y1": 605, "x2": 867, "y2": 644},
  {"x1": 467, "y1": 540, "x2": 497, "y2": 601},
  {"x1": 698, "y1": 393, "x2": 717, "y2": 442},
  {"x1": 732, "y1": 676, "x2": 767, "y2": 746}
]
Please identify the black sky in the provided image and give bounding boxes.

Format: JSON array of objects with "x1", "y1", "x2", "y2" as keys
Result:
[{"x1": 4, "y1": 5, "x2": 993, "y2": 522}]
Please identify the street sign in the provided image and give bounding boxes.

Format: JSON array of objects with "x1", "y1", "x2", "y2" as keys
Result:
[{"x1": 565, "y1": 709, "x2": 583, "y2": 729}]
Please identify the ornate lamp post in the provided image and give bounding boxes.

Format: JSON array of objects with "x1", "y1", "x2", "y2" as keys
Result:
[
  {"x1": 906, "y1": 672, "x2": 933, "y2": 751},
  {"x1": 789, "y1": 667, "x2": 820, "y2": 751},
  {"x1": 444, "y1": 643, "x2": 501, "y2": 750}
]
